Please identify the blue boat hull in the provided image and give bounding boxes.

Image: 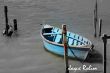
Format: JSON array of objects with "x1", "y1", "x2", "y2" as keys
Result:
[{"x1": 43, "y1": 40, "x2": 89, "y2": 60}]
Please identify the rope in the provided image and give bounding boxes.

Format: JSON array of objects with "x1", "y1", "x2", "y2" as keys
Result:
[
  {"x1": 68, "y1": 44, "x2": 94, "y2": 63},
  {"x1": 67, "y1": 44, "x2": 83, "y2": 63}
]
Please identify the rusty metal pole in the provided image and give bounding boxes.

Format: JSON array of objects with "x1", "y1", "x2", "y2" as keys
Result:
[
  {"x1": 102, "y1": 34, "x2": 107, "y2": 73},
  {"x1": 102, "y1": 34, "x2": 110, "y2": 73},
  {"x1": 62, "y1": 24, "x2": 69, "y2": 73},
  {"x1": 4, "y1": 6, "x2": 9, "y2": 35},
  {"x1": 99, "y1": 18, "x2": 102, "y2": 37}
]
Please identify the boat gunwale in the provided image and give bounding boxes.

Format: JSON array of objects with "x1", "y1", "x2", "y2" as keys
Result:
[{"x1": 40, "y1": 25, "x2": 93, "y2": 50}]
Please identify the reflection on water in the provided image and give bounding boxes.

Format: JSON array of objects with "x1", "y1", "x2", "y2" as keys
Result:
[{"x1": 0, "y1": 0, "x2": 110, "y2": 73}]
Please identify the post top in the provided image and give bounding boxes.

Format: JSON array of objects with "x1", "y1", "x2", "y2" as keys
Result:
[{"x1": 62, "y1": 24, "x2": 67, "y2": 30}]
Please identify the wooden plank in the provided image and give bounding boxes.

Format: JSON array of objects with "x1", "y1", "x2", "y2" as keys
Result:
[{"x1": 43, "y1": 33, "x2": 61, "y2": 35}]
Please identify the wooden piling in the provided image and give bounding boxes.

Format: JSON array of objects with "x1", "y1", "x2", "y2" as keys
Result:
[
  {"x1": 99, "y1": 18, "x2": 102, "y2": 37},
  {"x1": 95, "y1": 0, "x2": 98, "y2": 22},
  {"x1": 13, "y1": 19, "x2": 18, "y2": 31},
  {"x1": 62, "y1": 24, "x2": 69, "y2": 73},
  {"x1": 93, "y1": 0, "x2": 98, "y2": 37},
  {"x1": 4, "y1": 6, "x2": 9, "y2": 35},
  {"x1": 94, "y1": 9, "x2": 97, "y2": 37}
]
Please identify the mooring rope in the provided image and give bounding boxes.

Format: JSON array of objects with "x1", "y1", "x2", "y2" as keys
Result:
[
  {"x1": 67, "y1": 45, "x2": 83, "y2": 63},
  {"x1": 68, "y1": 44, "x2": 94, "y2": 63}
]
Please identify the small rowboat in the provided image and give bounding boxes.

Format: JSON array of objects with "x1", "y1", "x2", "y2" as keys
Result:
[{"x1": 41, "y1": 24, "x2": 93, "y2": 61}]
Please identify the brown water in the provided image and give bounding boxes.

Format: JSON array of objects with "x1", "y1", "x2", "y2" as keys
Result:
[{"x1": 0, "y1": 0, "x2": 110, "y2": 73}]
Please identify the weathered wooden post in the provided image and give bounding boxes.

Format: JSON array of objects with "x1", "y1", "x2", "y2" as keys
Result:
[
  {"x1": 62, "y1": 24, "x2": 69, "y2": 73},
  {"x1": 13, "y1": 19, "x2": 18, "y2": 31},
  {"x1": 95, "y1": 0, "x2": 98, "y2": 23},
  {"x1": 99, "y1": 18, "x2": 102, "y2": 37},
  {"x1": 102, "y1": 34, "x2": 110, "y2": 73},
  {"x1": 93, "y1": 0, "x2": 98, "y2": 37},
  {"x1": 94, "y1": 9, "x2": 97, "y2": 37},
  {"x1": 4, "y1": 6, "x2": 9, "y2": 35}
]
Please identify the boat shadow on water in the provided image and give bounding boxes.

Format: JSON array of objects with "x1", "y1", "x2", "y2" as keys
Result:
[{"x1": 85, "y1": 49, "x2": 103, "y2": 63}]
